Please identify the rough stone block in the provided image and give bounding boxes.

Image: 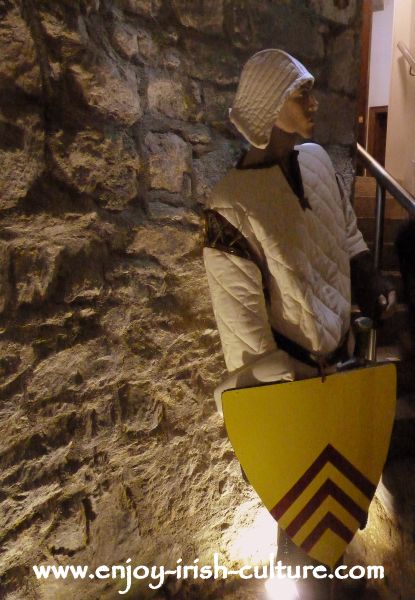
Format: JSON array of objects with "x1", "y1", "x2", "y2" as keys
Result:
[
  {"x1": 13, "y1": 244, "x2": 63, "y2": 307},
  {"x1": 180, "y1": 123, "x2": 212, "y2": 146},
  {"x1": 0, "y1": 6, "x2": 42, "y2": 97},
  {"x1": 203, "y1": 85, "x2": 235, "y2": 127},
  {"x1": 193, "y1": 141, "x2": 239, "y2": 202},
  {"x1": 130, "y1": 224, "x2": 200, "y2": 267},
  {"x1": 0, "y1": 111, "x2": 45, "y2": 211},
  {"x1": 6, "y1": 214, "x2": 112, "y2": 310},
  {"x1": 147, "y1": 71, "x2": 195, "y2": 120},
  {"x1": 172, "y1": 0, "x2": 224, "y2": 34},
  {"x1": 136, "y1": 28, "x2": 160, "y2": 64},
  {"x1": 328, "y1": 30, "x2": 359, "y2": 94},
  {"x1": 26, "y1": 340, "x2": 105, "y2": 403},
  {"x1": 39, "y1": 8, "x2": 85, "y2": 58},
  {"x1": 0, "y1": 340, "x2": 35, "y2": 396},
  {"x1": 162, "y1": 48, "x2": 184, "y2": 70},
  {"x1": 116, "y1": 0, "x2": 162, "y2": 17},
  {"x1": 146, "y1": 132, "x2": 192, "y2": 193},
  {"x1": 224, "y1": 1, "x2": 256, "y2": 49},
  {"x1": 69, "y1": 60, "x2": 142, "y2": 126},
  {"x1": 308, "y1": 0, "x2": 358, "y2": 25},
  {"x1": 183, "y1": 38, "x2": 239, "y2": 85},
  {"x1": 50, "y1": 128, "x2": 140, "y2": 210},
  {"x1": 231, "y1": 3, "x2": 324, "y2": 62},
  {"x1": 109, "y1": 22, "x2": 139, "y2": 61},
  {"x1": 47, "y1": 500, "x2": 87, "y2": 554},
  {"x1": 313, "y1": 90, "x2": 357, "y2": 146}
]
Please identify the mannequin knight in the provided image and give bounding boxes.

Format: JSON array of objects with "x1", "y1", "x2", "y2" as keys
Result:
[
  {"x1": 203, "y1": 49, "x2": 396, "y2": 407},
  {"x1": 203, "y1": 49, "x2": 396, "y2": 600}
]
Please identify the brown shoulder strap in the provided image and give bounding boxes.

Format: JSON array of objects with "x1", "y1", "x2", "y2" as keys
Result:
[{"x1": 204, "y1": 209, "x2": 256, "y2": 262}]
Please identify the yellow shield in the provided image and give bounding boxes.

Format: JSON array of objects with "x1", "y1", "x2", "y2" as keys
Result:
[{"x1": 222, "y1": 364, "x2": 396, "y2": 567}]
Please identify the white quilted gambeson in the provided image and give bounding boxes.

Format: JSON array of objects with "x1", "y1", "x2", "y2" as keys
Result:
[{"x1": 203, "y1": 143, "x2": 368, "y2": 376}]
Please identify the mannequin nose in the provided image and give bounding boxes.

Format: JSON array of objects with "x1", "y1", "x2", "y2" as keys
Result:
[{"x1": 309, "y1": 94, "x2": 319, "y2": 112}]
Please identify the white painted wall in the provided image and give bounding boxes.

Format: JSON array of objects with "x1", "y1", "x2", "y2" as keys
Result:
[
  {"x1": 385, "y1": 0, "x2": 415, "y2": 194},
  {"x1": 368, "y1": 0, "x2": 394, "y2": 108}
]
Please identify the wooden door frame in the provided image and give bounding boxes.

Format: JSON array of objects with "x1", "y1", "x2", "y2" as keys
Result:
[{"x1": 357, "y1": 0, "x2": 373, "y2": 151}]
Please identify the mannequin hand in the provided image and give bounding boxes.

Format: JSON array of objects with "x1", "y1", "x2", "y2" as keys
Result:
[{"x1": 378, "y1": 290, "x2": 397, "y2": 319}]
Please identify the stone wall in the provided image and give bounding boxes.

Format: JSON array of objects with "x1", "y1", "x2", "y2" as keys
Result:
[{"x1": 0, "y1": 1, "x2": 364, "y2": 599}]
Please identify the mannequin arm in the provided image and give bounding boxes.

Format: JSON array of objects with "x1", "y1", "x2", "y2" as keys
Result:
[{"x1": 203, "y1": 248, "x2": 294, "y2": 392}]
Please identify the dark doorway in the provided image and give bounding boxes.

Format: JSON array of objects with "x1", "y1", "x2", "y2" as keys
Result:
[
  {"x1": 367, "y1": 106, "x2": 388, "y2": 166},
  {"x1": 356, "y1": 0, "x2": 373, "y2": 175}
]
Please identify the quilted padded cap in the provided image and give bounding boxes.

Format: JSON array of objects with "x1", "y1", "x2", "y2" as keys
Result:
[{"x1": 229, "y1": 49, "x2": 314, "y2": 149}]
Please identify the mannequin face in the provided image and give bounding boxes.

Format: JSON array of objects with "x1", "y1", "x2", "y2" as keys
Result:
[{"x1": 275, "y1": 85, "x2": 319, "y2": 139}]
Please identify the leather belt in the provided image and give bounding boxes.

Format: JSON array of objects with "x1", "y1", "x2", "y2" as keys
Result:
[{"x1": 272, "y1": 329, "x2": 350, "y2": 374}]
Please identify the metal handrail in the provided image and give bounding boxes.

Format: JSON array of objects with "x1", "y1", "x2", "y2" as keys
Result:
[
  {"x1": 356, "y1": 144, "x2": 415, "y2": 361},
  {"x1": 357, "y1": 144, "x2": 415, "y2": 216},
  {"x1": 397, "y1": 41, "x2": 415, "y2": 76}
]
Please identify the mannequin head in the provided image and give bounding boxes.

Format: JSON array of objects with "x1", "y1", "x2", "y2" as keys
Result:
[
  {"x1": 229, "y1": 49, "x2": 315, "y2": 148},
  {"x1": 275, "y1": 82, "x2": 319, "y2": 139}
]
